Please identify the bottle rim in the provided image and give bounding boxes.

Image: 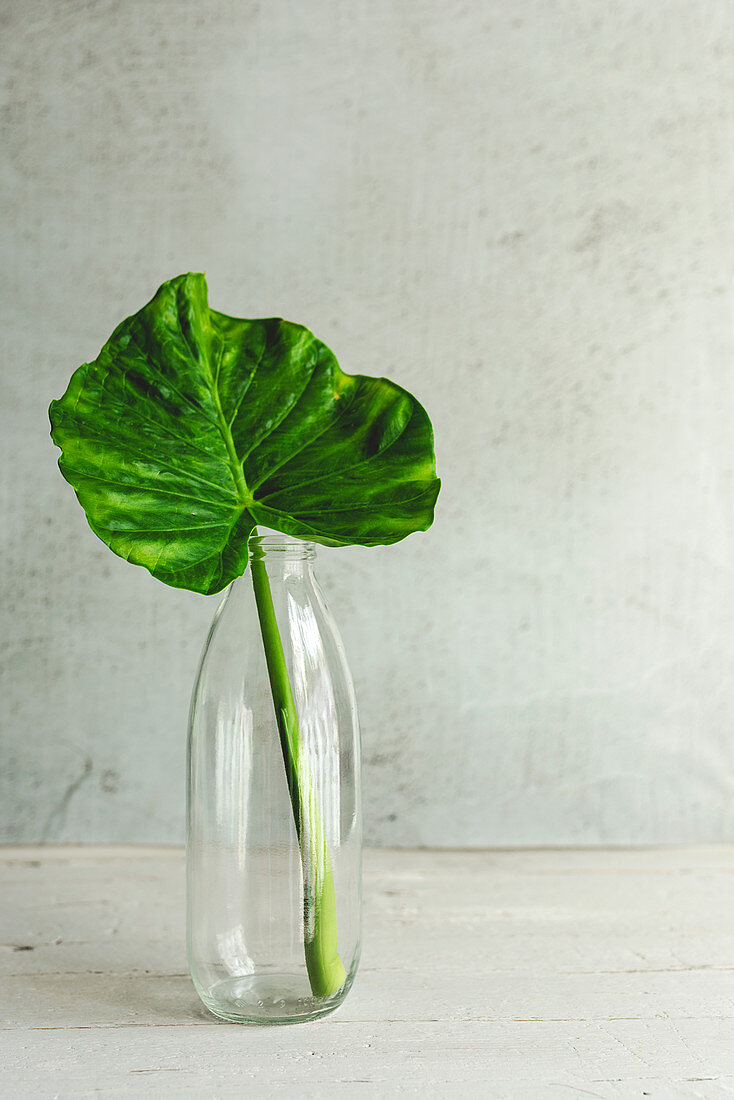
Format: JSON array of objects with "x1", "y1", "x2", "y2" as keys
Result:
[{"x1": 248, "y1": 529, "x2": 315, "y2": 560}]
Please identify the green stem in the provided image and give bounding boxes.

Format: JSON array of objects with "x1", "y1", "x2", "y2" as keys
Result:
[{"x1": 250, "y1": 535, "x2": 347, "y2": 998}]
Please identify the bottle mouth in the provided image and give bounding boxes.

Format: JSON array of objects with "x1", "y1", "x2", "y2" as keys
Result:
[{"x1": 248, "y1": 529, "x2": 315, "y2": 561}]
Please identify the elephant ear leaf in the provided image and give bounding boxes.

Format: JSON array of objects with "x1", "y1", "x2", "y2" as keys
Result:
[{"x1": 49, "y1": 272, "x2": 440, "y2": 595}]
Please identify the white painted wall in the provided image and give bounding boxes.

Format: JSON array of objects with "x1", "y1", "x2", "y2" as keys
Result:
[{"x1": 2, "y1": 0, "x2": 734, "y2": 845}]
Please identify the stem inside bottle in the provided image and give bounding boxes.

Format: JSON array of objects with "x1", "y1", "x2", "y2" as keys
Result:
[{"x1": 249, "y1": 532, "x2": 347, "y2": 997}]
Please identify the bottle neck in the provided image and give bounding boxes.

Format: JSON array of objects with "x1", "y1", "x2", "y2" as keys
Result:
[{"x1": 248, "y1": 530, "x2": 315, "y2": 573}]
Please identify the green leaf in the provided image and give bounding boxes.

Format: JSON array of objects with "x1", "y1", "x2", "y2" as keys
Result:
[{"x1": 49, "y1": 273, "x2": 440, "y2": 594}]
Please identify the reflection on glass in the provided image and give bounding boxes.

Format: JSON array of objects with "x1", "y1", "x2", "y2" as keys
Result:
[{"x1": 187, "y1": 534, "x2": 362, "y2": 1025}]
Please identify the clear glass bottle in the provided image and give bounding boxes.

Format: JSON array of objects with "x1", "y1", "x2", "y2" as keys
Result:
[{"x1": 187, "y1": 532, "x2": 362, "y2": 1024}]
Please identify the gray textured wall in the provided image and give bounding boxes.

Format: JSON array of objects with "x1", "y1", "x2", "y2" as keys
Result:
[{"x1": 2, "y1": 1, "x2": 734, "y2": 845}]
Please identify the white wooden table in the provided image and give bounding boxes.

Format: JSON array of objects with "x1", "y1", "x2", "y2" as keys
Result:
[{"x1": 2, "y1": 847, "x2": 733, "y2": 1097}]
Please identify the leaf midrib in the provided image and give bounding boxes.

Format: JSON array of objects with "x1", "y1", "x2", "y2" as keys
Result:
[{"x1": 207, "y1": 330, "x2": 253, "y2": 510}]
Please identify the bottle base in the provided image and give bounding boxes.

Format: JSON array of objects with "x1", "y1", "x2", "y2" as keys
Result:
[{"x1": 197, "y1": 974, "x2": 349, "y2": 1025}]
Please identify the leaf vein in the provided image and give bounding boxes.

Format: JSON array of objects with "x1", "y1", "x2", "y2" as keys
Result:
[
  {"x1": 238, "y1": 338, "x2": 321, "y2": 465},
  {"x1": 68, "y1": 471, "x2": 234, "y2": 508},
  {"x1": 113, "y1": 325, "x2": 220, "y2": 429},
  {"x1": 261, "y1": 484, "x2": 437, "y2": 517},
  {"x1": 248, "y1": 380, "x2": 360, "y2": 493},
  {"x1": 257, "y1": 403, "x2": 416, "y2": 501}
]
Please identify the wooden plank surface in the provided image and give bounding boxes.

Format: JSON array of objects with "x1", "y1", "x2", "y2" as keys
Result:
[{"x1": 1, "y1": 847, "x2": 733, "y2": 1097}]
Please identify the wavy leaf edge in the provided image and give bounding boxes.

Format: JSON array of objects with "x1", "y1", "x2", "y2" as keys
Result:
[{"x1": 49, "y1": 273, "x2": 441, "y2": 594}]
